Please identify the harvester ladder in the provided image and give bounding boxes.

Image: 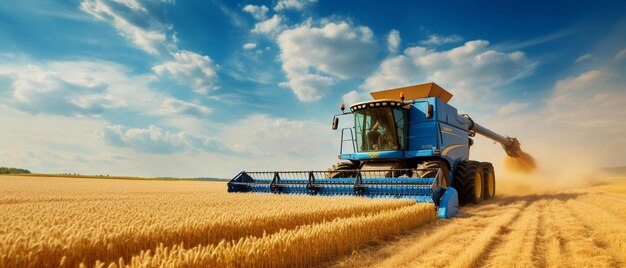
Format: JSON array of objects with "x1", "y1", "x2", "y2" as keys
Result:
[{"x1": 340, "y1": 128, "x2": 356, "y2": 154}]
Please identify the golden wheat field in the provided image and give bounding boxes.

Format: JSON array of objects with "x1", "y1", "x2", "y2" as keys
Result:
[{"x1": 1, "y1": 175, "x2": 626, "y2": 268}]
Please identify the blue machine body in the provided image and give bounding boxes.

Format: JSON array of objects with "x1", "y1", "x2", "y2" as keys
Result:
[
  {"x1": 339, "y1": 97, "x2": 472, "y2": 188},
  {"x1": 226, "y1": 83, "x2": 517, "y2": 220}
]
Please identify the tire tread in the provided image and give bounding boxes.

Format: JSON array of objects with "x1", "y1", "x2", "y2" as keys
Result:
[{"x1": 453, "y1": 160, "x2": 481, "y2": 206}]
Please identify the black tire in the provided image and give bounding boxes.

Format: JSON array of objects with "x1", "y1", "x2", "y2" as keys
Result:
[
  {"x1": 416, "y1": 160, "x2": 450, "y2": 187},
  {"x1": 327, "y1": 162, "x2": 357, "y2": 178},
  {"x1": 453, "y1": 161, "x2": 483, "y2": 206},
  {"x1": 481, "y1": 162, "x2": 496, "y2": 200}
]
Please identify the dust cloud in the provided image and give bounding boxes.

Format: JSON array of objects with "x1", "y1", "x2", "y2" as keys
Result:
[
  {"x1": 503, "y1": 151, "x2": 536, "y2": 173},
  {"x1": 495, "y1": 148, "x2": 612, "y2": 196}
]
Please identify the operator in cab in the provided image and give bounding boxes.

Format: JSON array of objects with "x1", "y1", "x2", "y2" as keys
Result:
[
  {"x1": 357, "y1": 106, "x2": 401, "y2": 151},
  {"x1": 368, "y1": 119, "x2": 390, "y2": 150},
  {"x1": 368, "y1": 118, "x2": 396, "y2": 151}
]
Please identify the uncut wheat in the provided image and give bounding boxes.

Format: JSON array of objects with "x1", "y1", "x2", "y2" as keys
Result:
[
  {"x1": 0, "y1": 177, "x2": 415, "y2": 268},
  {"x1": 119, "y1": 203, "x2": 437, "y2": 268}
]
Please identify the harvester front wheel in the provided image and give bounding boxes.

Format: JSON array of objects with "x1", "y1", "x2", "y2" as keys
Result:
[
  {"x1": 417, "y1": 160, "x2": 450, "y2": 187},
  {"x1": 481, "y1": 162, "x2": 496, "y2": 200},
  {"x1": 453, "y1": 161, "x2": 483, "y2": 205},
  {"x1": 327, "y1": 162, "x2": 358, "y2": 178}
]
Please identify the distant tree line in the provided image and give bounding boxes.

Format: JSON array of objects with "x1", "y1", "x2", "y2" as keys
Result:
[{"x1": 0, "y1": 167, "x2": 31, "y2": 174}]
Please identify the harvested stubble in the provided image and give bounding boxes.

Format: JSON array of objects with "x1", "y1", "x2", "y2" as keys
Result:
[
  {"x1": 0, "y1": 176, "x2": 418, "y2": 268},
  {"x1": 374, "y1": 201, "x2": 528, "y2": 268},
  {"x1": 484, "y1": 200, "x2": 546, "y2": 267},
  {"x1": 328, "y1": 179, "x2": 626, "y2": 268},
  {"x1": 565, "y1": 199, "x2": 626, "y2": 264},
  {"x1": 120, "y1": 203, "x2": 436, "y2": 268}
]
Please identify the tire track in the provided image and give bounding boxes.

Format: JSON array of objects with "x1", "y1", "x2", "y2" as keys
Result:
[
  {"x1": 577, "y1": 193, "x2": 626, "y2": 220},
  {"x1": 531, "y1": 204, "x2": 547, "y2": 268},
  {"x1": 345, "y1": 201, "x2": 527, "y2": 268},
  {"x1": 479, "y1": 199, "x2": 546, "y2": 268},
  {"x1": 443, "y1": 201, "x2": 528, "y2": 268},
  {"x1": 404, "y1": 201, "x2": 527, "y2": 268},
  {"x1": 566, "y1": 199, "x2": 626, "y2": 265},
  {"x1": 541, "y1": 200, "x2": 563, "y2": 268},
  {"x1": 326, "y1": 181, "x2": 626, "y2": 268},
  {"x1": 542, "y1": 199, "x2": 618, "y2": 267}
]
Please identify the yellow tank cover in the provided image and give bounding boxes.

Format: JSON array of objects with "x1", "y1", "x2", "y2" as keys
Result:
[{"x1": 370, "y1": 82, "x2": 453, "y2": 103}]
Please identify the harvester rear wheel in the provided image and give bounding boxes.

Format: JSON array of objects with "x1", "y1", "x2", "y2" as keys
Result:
[
  {"x1": 453, "y1": 161, "x2": 483, "y2": 206},
  {"x1": 417, "y1": 160, "x2": 450, "y2": 187},
  {"x1": 481, "y1": 162, "x2": 496, "y2": 200},
  {"x1": 327, "y1": 162, "x2": 357, "y2": 178}
]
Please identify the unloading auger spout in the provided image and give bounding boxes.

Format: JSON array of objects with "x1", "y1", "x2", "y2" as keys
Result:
[{"x1": 464, "y1": 115, "x2": 523, "y2": 158}]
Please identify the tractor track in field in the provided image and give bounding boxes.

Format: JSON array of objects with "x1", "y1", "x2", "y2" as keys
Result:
[
  {"x1": 479, "y1": 200, "x2": 545, "y2": 268},
  {"x1": 468, "y1": 201, "x2": 529, "y2": 268},
  {"x1": 326, "y1": 184, "x2": 626, "y2": 268},
  {"x1": 566, "y1": 199, "x2": 626, "y2": 267},
  {"x1": 531, "y1": 204, "x2": 547, "y2": 268}
]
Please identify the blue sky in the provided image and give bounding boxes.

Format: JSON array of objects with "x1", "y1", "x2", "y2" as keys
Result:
[{"x1": 1, "y1": 0, "x2": 625, "y2": 177}]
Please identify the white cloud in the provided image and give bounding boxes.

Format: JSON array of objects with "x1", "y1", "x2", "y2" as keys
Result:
[
  {"x1": 0, "y1": 108, "x2": 341, "y2": 177},
  {"x1": 279, "y1": 74, "x2": 334, "y2": 101},
  {"x1": 495, "y1": 30, "x2": 573, "y2": 51},
  {"x1": 548, "y1": 69, "x2": 626, "y2": 128},
  {"x1": 218, "y1": 114, "x2": 336, "y2": 169},
  {"x1": 553, "y1": 69, "x2": 606, "y2": 93},
  {"x1": 213, "y1": 0, "x2": 247, "y2": 29},
  {"x1": 538, "y1": 69, "x2": 626, "y2": 173},
  {"x1": 361, "y1": 40, "x2": 536, "y2": 104},
  {"x1": 342, "y1": 90, "x2": 369, "y2": 105},
  {"x1": 274, "y1": 0, "x2": 317, "y2": 11},
  {"x1": 0, "y1": 59, "x2": 164, "y2": 116},
  {"x1": 152, "y1": 50, "x2": 219, "y2": 94},
  {"x1": 420, "y1": 34, "x2": 463, "y2": 46},
  {"x1": 100, "y1": 113, "x2": 339, "y2": 164},
  {"x1": 242, "y1": 4, "x2": 269, "y2": 20},
  {"x1": 358, "y1": 55, "x2": 419, "y2": 96},
  {"x1": 159, "y1": 99, "x2": 212, "y2": 117},
  {"x1": 575, "y1": 53, "x2": 592, "y2": 63},
  {"x1": 497, "y1": 102, "x2": 529, "y2": 115},
  {"x1": 0, "y1": 110, "x2": 118, "y2": 174},
  {"x1": 243, "y1": 43, "x2": 257, "y2": 50},
  {"x1": 113, "y1": 0, "x2": 146, "y2": 11},
  {"x1": 387, "y1": 29, "x2": 401, "y2": 54},
  {"x1": 102, "y1": 125, "x2": 234, "y2": 154},
  {"x1": 81, "y1": 0, "x2": 221, "y2": 92},
  {"x1": 0, "y1": 56, "x2": 217, "y2": 122},
  {"x1": 80, "y1": 0, "x2": 171, "y2": 55},
  {"x1": 251, "y1": 14, "x2": 284, "y2": 36},
  {"x1": 471, "y1": 66, "x2": 626, "y2": 185},
  {"x1": 277, "y1": 21, "x2": 378, "y2": 101},
  {"x1": 615, "y1": 48, "x2": 626, "y2": 61}
]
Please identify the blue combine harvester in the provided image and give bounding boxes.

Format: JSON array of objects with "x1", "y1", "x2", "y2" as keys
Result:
[{"x1": 228, "y1": 82, "x2": 526, "y2": 219}]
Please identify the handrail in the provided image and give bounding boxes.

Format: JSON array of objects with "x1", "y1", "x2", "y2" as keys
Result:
[{"x1": 340, "y1": 127, "x2": 356, "y2": 154}]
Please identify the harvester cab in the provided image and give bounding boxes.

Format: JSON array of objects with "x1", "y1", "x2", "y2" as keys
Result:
[{"x1": 229, "y1": 82, "x2": 527, "y2": 219}]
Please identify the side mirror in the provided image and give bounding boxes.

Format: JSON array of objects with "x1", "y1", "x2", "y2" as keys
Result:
[
  {"x1": 426, "y1": 104, "x2": 434, "y2": 119},
  {"x1": 332, "y1": 116, "x2": 339, "y2": 130}
]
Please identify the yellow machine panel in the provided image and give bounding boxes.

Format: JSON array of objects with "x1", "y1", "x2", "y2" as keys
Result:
[{"x1": 370, "y1": 82, "x2": 453, "y2": 103}]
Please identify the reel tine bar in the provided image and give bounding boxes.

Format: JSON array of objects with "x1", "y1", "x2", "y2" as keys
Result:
[{"x1": 227, "y1": 168, "x2": 443, "y2": 203}]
